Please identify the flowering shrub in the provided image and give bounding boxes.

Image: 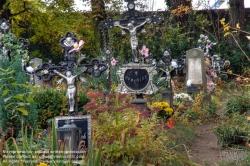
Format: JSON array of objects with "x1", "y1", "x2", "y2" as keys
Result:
[
  {"x1": 150, "y1": 102, "x2": 174, "y2": 119},
  {"x1": 82, "y1": 93, "x2": 195, "y2": 165}
]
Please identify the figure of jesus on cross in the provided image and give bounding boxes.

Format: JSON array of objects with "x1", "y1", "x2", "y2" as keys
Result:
[{"x1": 114, "y1": 17, "x2": 151, "y2": 63}]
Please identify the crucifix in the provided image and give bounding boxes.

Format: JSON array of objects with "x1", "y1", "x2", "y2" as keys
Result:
[
  {"x1": 33, "y1": 31, "x2": 108, "y2": 115},
  {"x1": 104, "y1": 0, "x2": 162, "y2": 63}
]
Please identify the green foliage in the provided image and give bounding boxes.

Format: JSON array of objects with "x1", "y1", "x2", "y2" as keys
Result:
[
  {"x1": 225, "y1": 94, "x2": 250, "y2": 116},
  {"x1": 203, "y1": 98, "x2": 218, "y2": 116},
  {"x1": 83, "y1": 92, "x2": 199, "y2": 165},
  {"x1": 78, "y1": 91, "x2": 91, "y2": 114},
  {"x1": 7, "y1": 0, "x2": 95, "y2": 61},
  {"x1": 213, "y1": 113, "x2": 249, "y2": 147},
  {"x1": 33, "y1": 88, "x2": 68, "y2": 129},
  {"x1": 0, "y1": 65, "x2": 39, "y2": 137}
]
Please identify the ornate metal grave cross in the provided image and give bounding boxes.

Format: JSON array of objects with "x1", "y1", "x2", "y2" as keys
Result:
[
  {"x1": 33, "y1": 31, "x2": 108, "y2": 115},
  {"x1": 104, "y1": 0, "x2": 162, "y2": 63},
  {"x1": 103, "y1": 0, "x2": 162, "y2": 110}
]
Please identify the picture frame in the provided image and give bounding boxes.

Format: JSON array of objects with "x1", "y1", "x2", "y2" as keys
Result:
[{"x1": 54, "y1": 115, "x2": 91, "y2": 150}]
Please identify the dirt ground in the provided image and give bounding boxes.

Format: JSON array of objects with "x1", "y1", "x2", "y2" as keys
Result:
[
  {"x1": 187, "y1": 121, "x2": 223, "y2": 166},
  {"x1": 187, "y1": 120, "x2": 248, "y2": 166}
]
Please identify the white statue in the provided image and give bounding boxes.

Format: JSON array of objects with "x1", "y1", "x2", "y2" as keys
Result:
[
  {"x1": 114, "y1": 18, "x2": 151, "y2": 62},
  {"x1": 53, "y1": 69, "x2": 86, "y2": 113}
]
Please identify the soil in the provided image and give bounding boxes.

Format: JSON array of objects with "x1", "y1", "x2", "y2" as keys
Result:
[{"x1": 187, "y1": 121, "x2": 223, "y2": 166}]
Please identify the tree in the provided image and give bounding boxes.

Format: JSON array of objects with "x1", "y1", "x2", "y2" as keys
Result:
[
  {"x1": 90, "y1": 0, "x2": 108, "y2": 53},
  {"x1": 165, "y1": 0, "x2": 192, "y2": 27},
  {"x1": 2, "y1": 0, "x2": 95, "y2": 62},
  {"x1": 229, "y1": 0, "x2": 245, "y2": 32},
  {"x1": 0, "y1": 0, "x2": 10, "y2": 19}
]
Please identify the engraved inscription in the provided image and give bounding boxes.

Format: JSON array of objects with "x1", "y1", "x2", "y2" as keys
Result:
[
  {"x1": 187, "y1": 58, "x2": 203, "y2": 84},
  {"x1": 124, "y1": 69, "x2": 149, "y2": 90}
]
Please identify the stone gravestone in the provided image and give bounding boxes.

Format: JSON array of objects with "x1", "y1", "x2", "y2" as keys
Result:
[
  {"x1": 186, "y1": 48, "x2": 206, "y2": 93},
  {"x1": 31, "y1": 58, "x2": 43, "y2": 87}
]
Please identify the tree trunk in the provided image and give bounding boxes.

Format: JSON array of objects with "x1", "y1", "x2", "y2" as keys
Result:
[
  {"x1": 91, "y1": 0, "x2": 109, "y2": 54},
  {"x1": 0, "y1": 0, "x2": 11, "y2": 19},
  {"x1": 229, "y1": 0, "x2": 245, "y2": 31}
]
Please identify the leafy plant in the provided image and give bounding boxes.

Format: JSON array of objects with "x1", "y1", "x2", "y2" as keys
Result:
[
  {"x1": 225, "y1": 94, "x2": 250, "y2": 116},
  {"x1": 0, "y1": 66, "x2": 39, "y2": 138},
  {"x1": 213, "y1": 113, "x2": 249, "y2": 147},
  {"x1": 83, "y1": 92, "x2": 199, "y2": 165},
  {"x1": 33, "y1": 88, "x2": 68, "y2": 129}
]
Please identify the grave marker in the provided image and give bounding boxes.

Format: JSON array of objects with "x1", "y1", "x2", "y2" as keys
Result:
[{"x1": 186, "y1": 48, "x2": 206, "y2": 93}]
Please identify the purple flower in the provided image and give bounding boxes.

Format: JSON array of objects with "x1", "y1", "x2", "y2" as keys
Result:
[
  {"x1": 139, "y1": 45, "x2": 149, "y2": 57},
  {"x1": 43, "y1": 130, "x2": 48, "y2": 135}
]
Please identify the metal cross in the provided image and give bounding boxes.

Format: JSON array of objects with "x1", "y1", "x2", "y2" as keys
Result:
[
  {"x1": 32, "y1": 31, "x2": 108, "y2": 115},
  {"x1": 34, "y1": 31, "x2": 108, "y2": 81},
  {"x1": 103, "y1": 0, "x2": 162, "y2": 63}
]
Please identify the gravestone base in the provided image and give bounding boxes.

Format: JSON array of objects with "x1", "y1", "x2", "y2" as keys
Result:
[
  {"x1": 187, "y1": 85, "x2": 200, "y2": 94},
  {"x1": 131, "y1": 94, "x2": 147, "y2": 111},
  {"x1": 102, "y1": 90, "x2": 110, "y2": 103},
  {"x1": 162, "y1": 90, "x2": 173, "y2": 107}
]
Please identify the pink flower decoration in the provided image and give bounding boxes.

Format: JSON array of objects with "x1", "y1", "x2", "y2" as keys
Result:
[
  {"x1": 139, "y1": 45, "x2": 149, "y2": 57},
  {"x1": 69, "y1": 40, "x2": 84, "y2": 53},
  {"x1": 111, "y1": 58, "x2": 117, "y2": 66},
  {"x1": 207, "y1": 81, "x2": 215, "y2": 87}
]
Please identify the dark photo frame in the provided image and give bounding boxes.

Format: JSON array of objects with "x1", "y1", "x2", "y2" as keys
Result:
[{"x1": 54, "y1": 115, "x2": 91, "y2": 150}]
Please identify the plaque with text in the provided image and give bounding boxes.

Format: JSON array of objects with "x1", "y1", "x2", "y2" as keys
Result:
[
  {"x1": 186, "y1": 48, "x2": 206, "y2": 86},
  {"x1": 124, "y1": 69, "x2": 149, "y2": 90},
  {"x1": 116, "y1": 63, "x2": 158, "y2": 94}
]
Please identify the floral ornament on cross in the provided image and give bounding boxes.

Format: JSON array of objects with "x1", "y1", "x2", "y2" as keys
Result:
[
  {"x1": 139, "y1": 45, "x2": 149, "y2": 57},
  {"x1": 69, "y1": 40, "x2": 84, "y2": 53},
  {"x1": 111, "y1": 58, "x2": 118, "y2": 66}
]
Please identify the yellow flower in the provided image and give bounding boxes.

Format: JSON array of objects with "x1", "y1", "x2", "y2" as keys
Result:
[
  {"x1": 223, "y1": 24, "x2": 230, "y2": 31},
  {"x1": 227, "y1": 69, "x2": 232, "y2": 74},
  {"x1": 224, "y1": 32, "x2": 231, "y2": 37},
  {"x1": 236, "y1": 23, "x2": 240, "y2": 29},
  {"x1": 37, "y1": 163, "x2": 49, "y2": 166},
  {"x1": 220, "y1": 18, "x2": 225, "y2": 25}
]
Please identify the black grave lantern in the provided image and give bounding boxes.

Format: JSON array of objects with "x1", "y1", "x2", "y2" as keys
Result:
[{"x1": 57, "y1": 120, "x2": 82, "y2": 151}]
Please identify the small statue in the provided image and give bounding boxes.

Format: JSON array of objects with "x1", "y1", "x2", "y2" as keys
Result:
[
  {"x1": 53, "y1": 69, "x2": 86, "y2": 113},
  {"x1": 114, "y1": 18, "x2": 151, "y2": 62}
]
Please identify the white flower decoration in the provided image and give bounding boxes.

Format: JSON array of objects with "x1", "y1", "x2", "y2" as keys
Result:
[
  {"x1": 186, "y1": 80, "x2": 192, "y2": 87},
  {"x1": 26, "y1": 66, "x2": 34, "y2": 73},
  {"x1": 171, "y1": 61, "x2": 178, "y2": 68}
]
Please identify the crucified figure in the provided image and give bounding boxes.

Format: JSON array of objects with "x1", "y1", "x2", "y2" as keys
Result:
[
  {"x1": 53, "y1": 69, "x2": 86, "y2": 113},
  {"x1": 114, "y1": 18, "x2": 151, "y2": 62}
]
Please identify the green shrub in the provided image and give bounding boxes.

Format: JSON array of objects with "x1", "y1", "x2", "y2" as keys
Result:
[
  {"x1": 78, "y1": 91, "x2": 91, "y2": 114},
  {"x1": 83, "y1": 92, "x2": 199, "y2": 165},
  {"x1": 33, "y1": 88, "x2": 68, "y2": 129},
  {"x1": 213, "y1": 113, "x2": 249, "y2": 147},
  {"x1": 0, "y1": 66, "x2": 39, "y2": 138},
  {"x1": 225, "y1": 94, "x2": 250, "y2": 116}
]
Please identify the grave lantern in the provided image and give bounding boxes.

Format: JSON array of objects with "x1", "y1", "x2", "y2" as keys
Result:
[{"x1": 57, "y1": 120, "x2": 82, "y2": 151}]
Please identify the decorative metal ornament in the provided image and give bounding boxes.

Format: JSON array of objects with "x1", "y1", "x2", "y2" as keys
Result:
[
  {"x1": 0, "y1": 18, "x2": 11, "y2": 33},
  {"x1": 116, "y1": 63, "x2": 158, "y2": 94}
]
